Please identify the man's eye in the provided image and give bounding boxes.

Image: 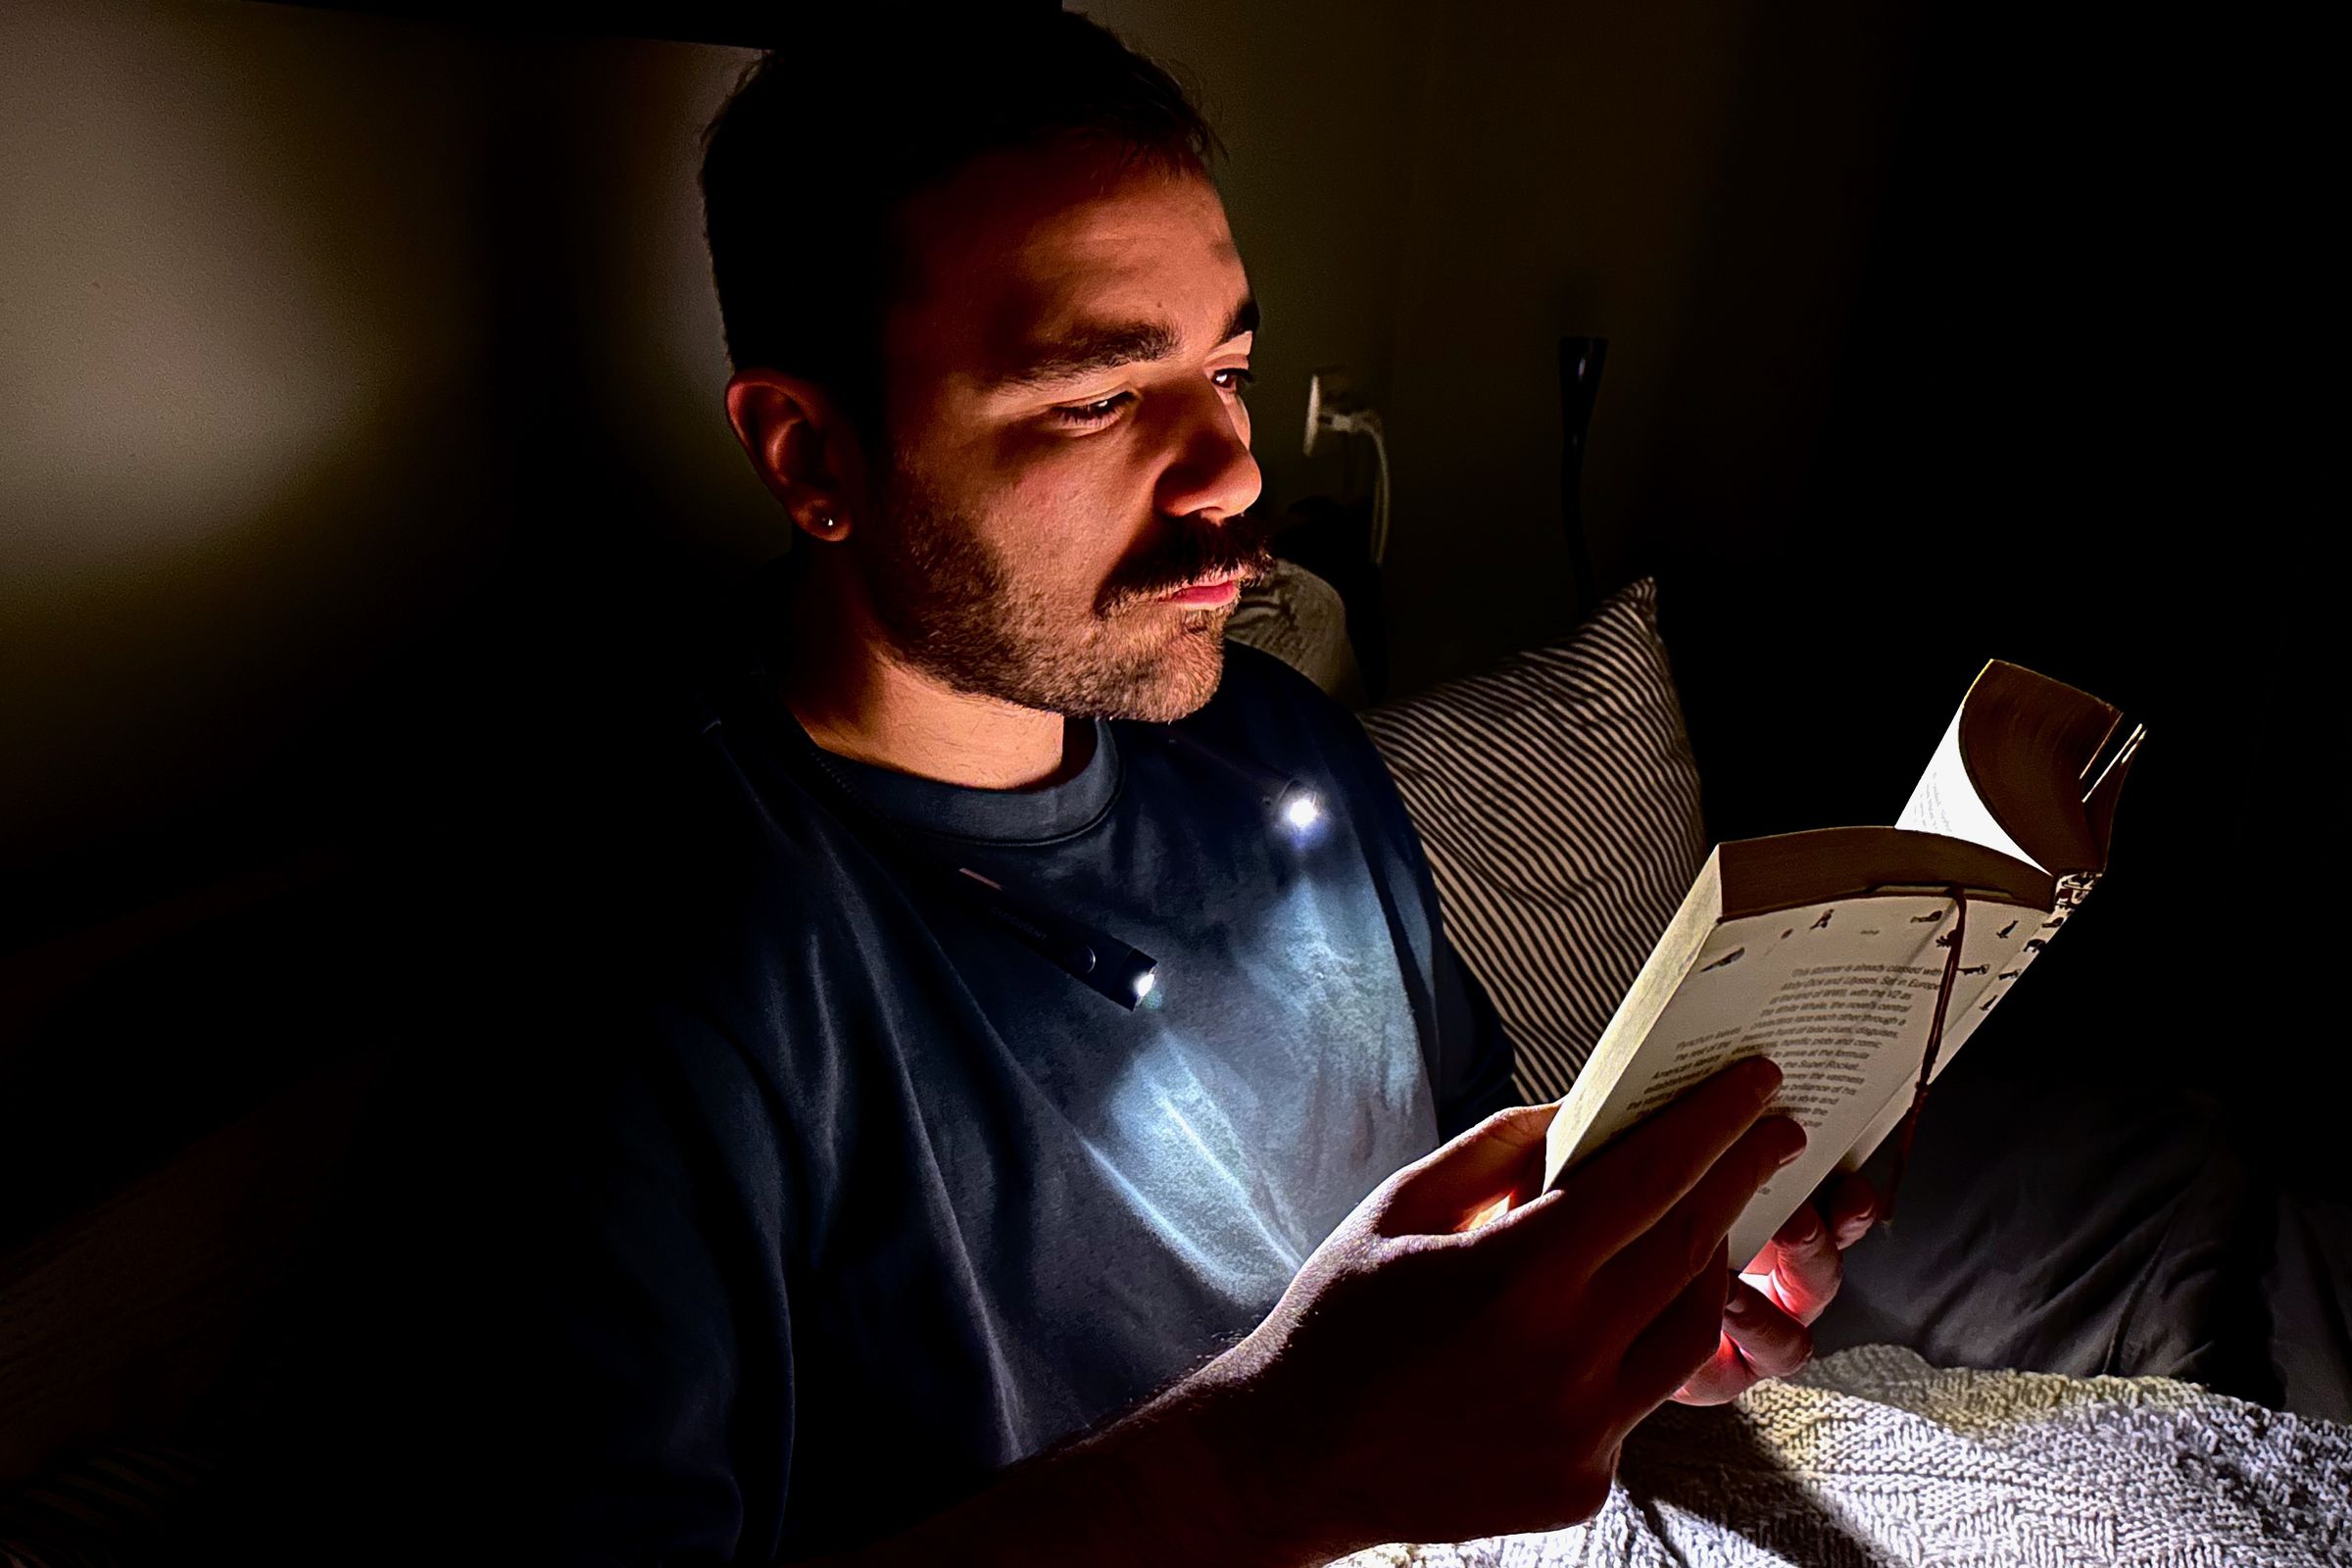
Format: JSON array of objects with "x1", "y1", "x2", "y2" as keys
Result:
[
  {"x1": 1050, "y1": 392, "x2": 1136, "y2": 428},
  {"x1": 1049, "y1": 369, "x2": 1254, "y2": 430}
]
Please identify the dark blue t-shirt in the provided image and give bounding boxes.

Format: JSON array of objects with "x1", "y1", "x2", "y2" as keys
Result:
[{"x1": 241, "y1": 636, "x2": 1515, "y2": 1565}]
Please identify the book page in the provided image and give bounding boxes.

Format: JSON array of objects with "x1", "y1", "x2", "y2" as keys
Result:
[
  {"x1": 1543, "y1": 890, "x2": 2039, "y2": 1269},
  {"x1": 1897, "y1": 710, "x2": 2036, "y2": 869},
  {"x1": 1900, "y1": 662, "x2": 2123, "y2": 877}
]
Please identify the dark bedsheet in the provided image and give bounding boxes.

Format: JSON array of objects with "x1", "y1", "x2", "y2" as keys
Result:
[{"x1": 1814, "y1": 1047, "x2": 2351, "y2": 1422}]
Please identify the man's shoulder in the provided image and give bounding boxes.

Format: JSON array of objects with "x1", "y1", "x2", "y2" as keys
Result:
[
  {"x1": 485, "y1": 662, "x2": 853, "y2": 966},
  {"x1": 1197, "y1": 636, "x2": 1358, "y2": 746},
  {"x1": 1215, "y1": 634, "x2": 1333, "y2": 704}
]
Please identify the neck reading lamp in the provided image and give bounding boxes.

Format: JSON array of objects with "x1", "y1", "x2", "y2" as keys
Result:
[
  {"x1": 773, "y1": 710, "x2": 1325, "y2": 1011},
  {"x1": 1156, "y1": 727, "x2": 1325, "y2": 836}
]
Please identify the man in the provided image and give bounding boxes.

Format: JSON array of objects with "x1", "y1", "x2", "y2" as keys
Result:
[{"x1": 216, "y1": 13, "x2": 1872, "y2": 1565}]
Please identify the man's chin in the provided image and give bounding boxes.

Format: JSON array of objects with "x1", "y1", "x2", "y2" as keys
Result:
[
  {"x1": 1091, "y1": 616, "x2": 1229, "y2": 723},
  {"x1": 1119, "y1": 639, "x2": 1232, "y2": 723}
]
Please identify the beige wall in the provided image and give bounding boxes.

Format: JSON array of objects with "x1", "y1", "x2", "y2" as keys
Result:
[{"x1": 0, "y1": 1, "x2": 771, "y2": 882}]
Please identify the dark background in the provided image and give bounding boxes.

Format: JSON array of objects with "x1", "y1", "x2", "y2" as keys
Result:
[{"x1": 1654, "y1": 5, "x2": 2319, "y2": 1137}]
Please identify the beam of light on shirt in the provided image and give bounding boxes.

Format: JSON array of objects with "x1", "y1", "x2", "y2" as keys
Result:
[
  {"x1": 1068, "y1": 1054, "x2": 1310, "y2": 1307},
  {"x1": 1095, "y1": 1029, "x2": 1325, "y2": 1297},
  {"x1": 1077, "y1": 863, "x2": 1432, "y2": 1317},
  {"x1": 1156, "y1": 1090, "x2": 1305, "y2": 1275}
]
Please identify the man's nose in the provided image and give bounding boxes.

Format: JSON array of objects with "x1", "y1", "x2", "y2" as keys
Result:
[{"x1": 1158, "y1": 378, "x2": 1261, "y2": 524}]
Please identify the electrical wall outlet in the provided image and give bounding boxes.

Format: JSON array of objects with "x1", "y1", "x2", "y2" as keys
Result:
[{"x1": 1303, "y1": 366, "x2": 1358, "y2": 457}]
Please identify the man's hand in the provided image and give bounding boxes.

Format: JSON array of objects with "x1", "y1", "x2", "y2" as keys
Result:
[
  {"x1": 1670, "y1": 1167, "x2": 1879, "y2": 1405},
  {"x1": 1176, "y1": 1057, "x2": 1805, "y2": 1562}
]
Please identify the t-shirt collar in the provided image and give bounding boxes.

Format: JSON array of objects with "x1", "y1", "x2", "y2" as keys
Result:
[{"x1": 769, "y1": 701, "x2": 1123, "y2": 848}]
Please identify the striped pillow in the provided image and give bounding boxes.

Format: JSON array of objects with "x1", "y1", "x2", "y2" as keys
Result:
[
  {"x1": 0, "y1": 1439, "x2": 215, "y2": 1568},
  {"x1": 1358, "y1": 576, "x2": 1707, "y2": 1103}
]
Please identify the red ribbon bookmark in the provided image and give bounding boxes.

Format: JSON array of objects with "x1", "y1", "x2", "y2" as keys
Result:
[{"x1": 1877, "y1": 884, "x2": 1969, "y2": 1225}]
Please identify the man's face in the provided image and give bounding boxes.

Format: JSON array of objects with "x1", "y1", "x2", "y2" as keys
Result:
[{"x1": 856, "y1": 139, "x2": 1270, "y2": 723}]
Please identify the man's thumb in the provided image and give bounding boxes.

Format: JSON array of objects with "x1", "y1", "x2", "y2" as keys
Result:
[{"x1": 1382, "y1": 1101, "x2": 1557, "y2": 1236}]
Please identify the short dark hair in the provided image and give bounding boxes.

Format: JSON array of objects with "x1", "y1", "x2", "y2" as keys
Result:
[{"x1": 697, "y1": 9, "x2": 1226, "y2": 465}]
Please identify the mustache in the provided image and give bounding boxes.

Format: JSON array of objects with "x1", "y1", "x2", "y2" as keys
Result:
[{"x1": 1101, "y1": 511, "x2": 1278, "y2": 612}]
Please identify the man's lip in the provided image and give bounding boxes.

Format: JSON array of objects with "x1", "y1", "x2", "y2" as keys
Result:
[{"x1": 1153, "y1": 575, "x2": 1243, "y2": 606}]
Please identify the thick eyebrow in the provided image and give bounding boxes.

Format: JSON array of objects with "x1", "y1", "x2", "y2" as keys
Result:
[{"x1": 987, "y1": 292, "x2": 1258, "y2": 394}]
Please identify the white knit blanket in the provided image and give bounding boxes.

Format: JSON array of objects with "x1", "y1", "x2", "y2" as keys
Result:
[{"x1": 1330, "y1": 1346, "x2": 2352, "y2": 1567}]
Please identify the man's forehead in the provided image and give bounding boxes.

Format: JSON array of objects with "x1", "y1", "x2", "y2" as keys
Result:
[
  {"x1": 991, "y1": 229, "x2": 1243, "y2": 325},
  {"x1": 889, "y1": 150, "x2": 1248, "y2": 381},
  {"x1": 978, "y1": 236, "x2": 1246, "y2": 354}
]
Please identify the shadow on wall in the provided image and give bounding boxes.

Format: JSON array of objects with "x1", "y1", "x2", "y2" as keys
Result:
[{"x1": 0, "y1": 0, "x2": 780, "y2": 934}]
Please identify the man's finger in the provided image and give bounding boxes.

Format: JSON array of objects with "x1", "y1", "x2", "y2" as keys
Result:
[
  {"x1": 1719, "y1": 1278, "x2": 1812, "y2": 1378},
  {"x1": 1614, "y1": 1240, "x2": 1729, "y2": 1424},
  {"x1": 1755, "y1": 1201, "x2": 1842, "y2": 1325},
  {"x1": 1543, "y1": 1057, "x2": 1785, "y2": 1269},
  {"x1": 1826, "y1": 1170, "x2": 1878, "y2": 1248},
  {"x1": 1671, "y1": 1334, "x2": 1751, "y2": 1407},
  {"x1": 1380, "y1": 1101, "x2": 1556, "y2": 1236},
  {"x1": 1586, "y1": 1112, "x2": 1807, "y2": 1344}
]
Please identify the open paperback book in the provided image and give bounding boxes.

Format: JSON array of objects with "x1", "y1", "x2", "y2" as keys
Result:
[{"x1": 1538, "y1": 660, "x2": 2147, "y2": 1269}]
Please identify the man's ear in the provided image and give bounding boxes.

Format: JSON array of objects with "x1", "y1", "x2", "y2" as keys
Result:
[{"x1": 723, "y1": 368, "x2": 872, "y2": 545}]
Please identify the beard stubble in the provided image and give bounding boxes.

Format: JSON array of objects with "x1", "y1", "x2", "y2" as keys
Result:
[{"x1": 856, "y1": 459, "x2": 1276, "y2": 723}]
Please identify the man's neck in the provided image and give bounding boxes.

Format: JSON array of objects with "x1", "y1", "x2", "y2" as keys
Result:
[{"x1": 773, "y1": 558, "x2": 1092, "y2": 792}]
